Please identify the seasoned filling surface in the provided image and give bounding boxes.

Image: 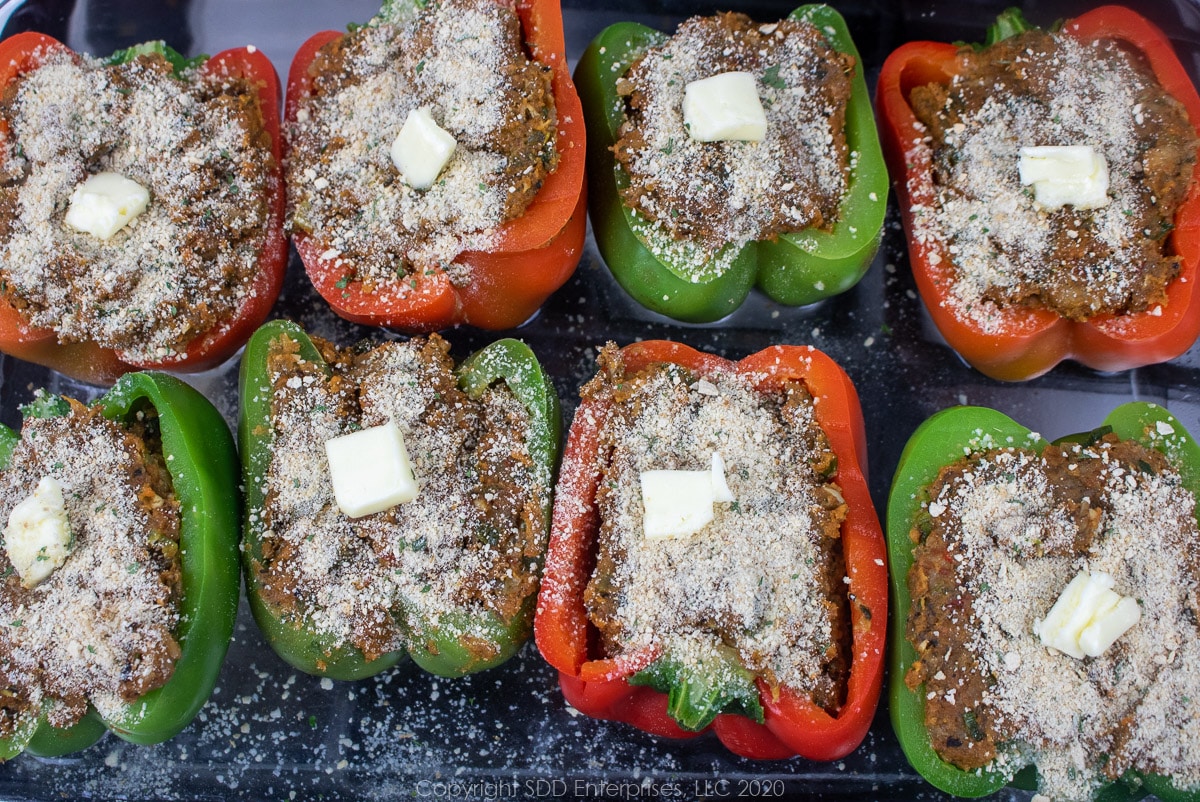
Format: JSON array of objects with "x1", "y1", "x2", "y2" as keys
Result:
[
  {"x1": 906, "y1": 433, "x2": 1200, "y2": 800},
  {"x1": 613, "y1": 13, "x2": 853, "y2": 275},
  {"x1": 0, "y1": 50, "x2": 275, "y2": 361},
  {"x1": 910, "y1": 30, "x2": 1197, "y2": 323},
  {"x1": 286, "y1": 0, "x2": 558, "y2": 289},
  {"x1": 255, "y1": 333, "x2": 546, "y2": 663},
  {"x1": 0, "y1": 400, "x2": 181, "y2": 738},
  {"x1": 582, "y1": 346, "x2": 848, "y2": 708}
]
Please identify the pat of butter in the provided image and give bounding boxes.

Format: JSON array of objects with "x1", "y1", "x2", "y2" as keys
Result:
[
  {"x1": 1033, "y1": 571, "x2": 1141, "y2": 659},
  {"x1": 325, "y1": 421, "x2": 419, "y2": 518},
  {"x1": 390, "y1": 107, "x2": 457, "y2": 190},
  {"x1": 641, "y1": 452, "x2": 734, "y2": 539},
  {"x1": 682, "y1": 72, "x2": 767, "y2": 143},
  {"x1": 64, "y1": 171, "x2": 150, "y2": 239},
  {"x1": 1018, "y1": 145, "x2": 1110, "y2": 211},
  {"x1": 4, "y1": 476, "x2": 72, "y2": 589}
]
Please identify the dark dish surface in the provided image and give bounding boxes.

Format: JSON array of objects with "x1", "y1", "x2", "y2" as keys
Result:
[{"x1": 0, "y1": 0, "x2": 1199, "y2": 799}]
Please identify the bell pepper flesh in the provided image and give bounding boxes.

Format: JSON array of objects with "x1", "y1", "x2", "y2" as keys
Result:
[
  {"x1": 575, "y1": 4, "x2": 888, "y2": 323},
  {"x1": 876, "y1": 6, "x2": 1200, "y2": 381},
  {"x1": 0, "y1": 32, "x2": 287, "y2": 386},
  {"x1": 238, "y1": 320, "x2": 561, "y2": 680},
  {"x1": 886, "y1": 402, "x2": 1200, "y2": 800},
  {"x1": 284, "y1": 0, "x2": 587, "y2": 333},
  {"x1": 534, "y1": 340, "x2": 887, "y2": 761},
  {"x1": 0, "y1": 371, "x2": 240, "y2": 758}
]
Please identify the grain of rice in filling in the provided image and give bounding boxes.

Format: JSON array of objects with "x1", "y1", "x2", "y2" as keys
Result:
[
  {"x1": 0, "y1": 49, "x2": 275, "y2": 361},
  {"x1": 909, "y1": 29, "x2": 1198, "y2": 324},
  {"x1": 0, "y1": 400, "x2": 182, "y2": 739},
  {"x1": 906, "y1": 432, "x2": 1200, "y2": 801},
  {"x1": 285, "y1": 0, "x2": 558, "y2": 291},
  {"x1": 582, "y1": 346, "x2": 849, "y2": 709},
  {"x1": 612, "y1": 13, "x2": 854, "y2": 279},
  {"x1": 255, "y1": 333, "x2": 546, "y2": 663}
]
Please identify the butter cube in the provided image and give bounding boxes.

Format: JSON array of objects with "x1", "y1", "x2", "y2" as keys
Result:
[
  {"x1": 641, "y1": 452, "x2": 736, "y2": 539},
  {"x1": 390, "y1": 107, "x2": 457, "y2": 190},
  {"x1": 5, "y1": 476, "x2": 72, "y2": 589},
  {"x1": 64, "y1": 171, "x2": 150, "y2": 239},
  {"x1": 1018, "y1": 145, "x2": 1110, "y2": 211},
  {"x1": 682, "y1": 72, "x2": 767, "y2": 143},
  {"x1": 1033, "y1": 571, "x2": 1141, "y2": 659},
  {"x1": 710, "y1": 452, "x2": 734, "y2": 503},
  {"x1": 641, "y1": 469, "x2": 715, "y2": 540},
  {"x1": 325, "y1": 421, "x2": 419, "y2": 518}
]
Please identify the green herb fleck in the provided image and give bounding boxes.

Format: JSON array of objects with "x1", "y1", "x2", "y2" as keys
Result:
[
  {"x1": 963, "y1": 709, "x2": 985, "y2": 741},
  {"x1": 21, "y1": 391, "x2": 70, "y2": 421},
  {"x1": 762, "y1": 65, "x2": 786, "y2": 90}
]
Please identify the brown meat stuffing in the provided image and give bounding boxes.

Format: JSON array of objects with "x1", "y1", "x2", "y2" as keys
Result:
[
  {"x1": 0, "y1": 50, "x2": 274, "y2": 360},
  {"x1": 911, "y1": 29, "x2": 1197, "y2": 320},
  {"x1": 0, "y1": 399, "x2": 181, "y2": 740},
  {"x1": 286, "y1": 0, "x2": 557, "y2": 285},
  {"x1": 906, "y1": 434, "x2": 1200, "y2": 774},
  {"x1": 253, "y1": 331, "x2": 546, "y2": 663},
  {"x1": 614, "y1": 13, "x2": 853, "y2": 252},
  {"x1": 582, "y1": 345, "x2": 849, "y2": 712}
]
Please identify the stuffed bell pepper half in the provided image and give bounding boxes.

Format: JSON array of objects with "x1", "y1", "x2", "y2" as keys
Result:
[
  {"x1": 239, "y1": 320, "x2": 560, "y2": 680},
  {"x1": 888, "y1": 402, "x2": 1200, "y2": 800},
  {"x1": 575, "y1": 4, "x2": 887, "y2": 323},
  {"x1": 284, "y1": 0, "x2": 586, "y2": 332},
  {"x1": 0, "y1": 35, "x2": 287, "y2": 384},
  {"x1": 535, "y1": 340, "x2": 887, "y2": 760},
  {"x1": 877, "y1": 7, "x2": 1200, "y2": 380},
  {"x1": 0, "y1": 372, "x2": 240, "y2": 759}
]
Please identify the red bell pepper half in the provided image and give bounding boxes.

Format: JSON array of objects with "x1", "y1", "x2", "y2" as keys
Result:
[
  {"x1": 876, "y1": 6, "x2": 1200, "y2": 381},
  {"x1": 284, "y1": 0, "x2": 587, "y2": 332},
  {"x1": 0, "y1": 32, "x2": 287, "y2": 386},
  {"x1": 534, "y1": 340, "x2": 887, "y2": 761}
]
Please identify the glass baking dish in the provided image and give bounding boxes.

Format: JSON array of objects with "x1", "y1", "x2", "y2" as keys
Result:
[{"x1": 0, "y1": 0, "x2": 1198, "y2": 798}]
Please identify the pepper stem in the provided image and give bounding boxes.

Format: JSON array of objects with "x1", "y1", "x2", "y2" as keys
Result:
[
  {"x1": 984, "y1": 8, "x2": 1036, "y2": 46},
  {"x1": 107, "y1": 41, "x2": 207, "y2": 77}
]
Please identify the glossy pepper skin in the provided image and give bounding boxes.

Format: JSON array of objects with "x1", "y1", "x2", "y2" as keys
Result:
[
  {"x1": 876, "y1": 6, "x2": 1200, "y2": 382},
  {"x1": 238, "y1": 319, "x2": 561, "y2": 680},
  {"x1": 0, "y1": 372, "x2": 241, "y2": 759},
  {"x1": 0, "y1": 34, "x2": 287, "y2": 386},
  {"x1": 534, "y1": 340, "x2": 887, "y2": 760},
  {"x1": 284, "y1": 0, "x2": 586, "y2": 333},
  {"x1": 574, "y1": 4, "x2": 887, "y2": 323},
  {"x1": 886, "y1": 402, "x2": 1200, "y2": 801}
]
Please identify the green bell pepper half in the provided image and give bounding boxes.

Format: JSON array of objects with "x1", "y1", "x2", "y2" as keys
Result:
[
  {"x1": 238, "y1": 320, "x2": 561, "y2": 681},
  {"x1": 0, "y1": 371, "x2": 240, "y2": 759},
  {"x1": 886, "y1": 402, "x2": 1200, "y2": 801},
  {"x1": 575, "y1": 3, "x2": 887, "y2": 323}
]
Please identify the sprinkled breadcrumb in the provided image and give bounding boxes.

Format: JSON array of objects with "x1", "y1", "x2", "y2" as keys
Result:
[
  {"x1": 0, "y1": 400, "x2": 181, "y2": 737},
  {"x1": 285, "y1": 0, "x2": 558, "y2": 293},
  {"x1": 906, "y1": 30, "x2": 1196, "y2": 325},
  {"x1": 251, "y1": 333, "x2": 546, "y2": 664},
  {"x1": 907, "y1": 432, "x2": 1200, "y2": 800},
  {"x1": 582, "y1": 346, "x2": 849, "y2": 707},
  {"x1": 613, "y1": 13, "x2": 853, "y2": 277},
  {"x1": 0, "y1": 48, "x2": 275, "y2": 360}
]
